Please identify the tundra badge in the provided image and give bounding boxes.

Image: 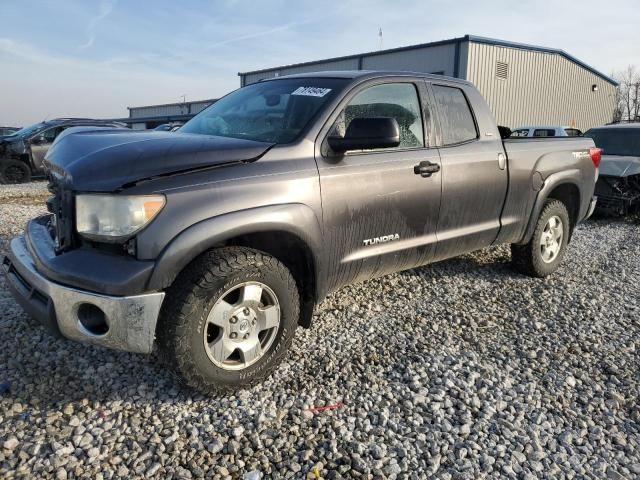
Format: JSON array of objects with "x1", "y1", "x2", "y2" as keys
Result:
[{"x1": 363, "y1": 234, "x2": 400, "y2": 246}]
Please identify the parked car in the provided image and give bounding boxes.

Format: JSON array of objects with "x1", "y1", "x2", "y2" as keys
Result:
[
  {"x1": 3, "y1": 71, "x2": 599, "y2": 393},
  {"x1": 511, "y1": 125, "x2": 583, "y2": 138},
  {"x1": 154, "y1": 122, "x2": 184, "y2": 132},
  {"x1": 0, "y1": 118, "x2": 128, "y2": 184},
  {"x1": 0, "y1": 126, "x2": 20, "y2": 138},
  {"x1": 584, "y1": 123, "x2": 640, "y2": 215}
]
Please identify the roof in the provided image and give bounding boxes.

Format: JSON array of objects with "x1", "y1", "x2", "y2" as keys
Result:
[
  {"x1": 591, "y1": 123, "x2": 640, "y2": 130},
  {"x1": 238, "y1": 34, "x2": 618, "y2": 87},
  {"x1": 267, "y1": 70, "x2": 470, "y2": 85}
]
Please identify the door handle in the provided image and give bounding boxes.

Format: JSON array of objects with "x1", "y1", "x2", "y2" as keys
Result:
[
  {"x1": 498, "y1": 152, "x2": 506, "y2": 170},
  {"x1": 414, "y1": 161, "x2": 440, "y2": 178}
]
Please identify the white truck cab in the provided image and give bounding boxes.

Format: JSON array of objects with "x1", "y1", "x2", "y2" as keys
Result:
[{"x1": 511, "y1": 125, "x2": 583, "y2": 138}]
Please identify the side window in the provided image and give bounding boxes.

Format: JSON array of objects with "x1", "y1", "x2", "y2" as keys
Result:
[
  {"x1": 565, "y1": 128, "x2": 582, "y2": 137},
  {"x1": 533, "y1": 129, "x2": 555, "y2": 137},
  {"x1": 330, "y1": 83, "x2": 424, "y2": 150},
  {"x1": 432, "y1": 85, "x2": 478, "y2": 145},
  {"x1": 510, "y1": 129, "x2": 530, "y2": 138},
  {"x1": 42, "y1": 126, "x2": 64, "y2": 143}
]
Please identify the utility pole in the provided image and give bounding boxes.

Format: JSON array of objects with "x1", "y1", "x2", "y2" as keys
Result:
[{"x1": 378, "y1": 27, "x2": 383, "y2": 50}]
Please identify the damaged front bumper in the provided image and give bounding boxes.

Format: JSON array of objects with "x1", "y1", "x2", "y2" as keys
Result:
[
  {"x1": 595, "y1": 175, "x2": 640, "y2": 216},
  {"x1": 3, "y1": 219, "x2": 165, "y2": 354}
]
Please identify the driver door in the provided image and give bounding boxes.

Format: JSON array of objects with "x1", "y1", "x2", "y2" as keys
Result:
[
  {"x1": 30, "y1": 126, "x2": 64, "y2": 171},
  {"x1": 315, "y1": 80, "x2": 442, "y2": 292}
]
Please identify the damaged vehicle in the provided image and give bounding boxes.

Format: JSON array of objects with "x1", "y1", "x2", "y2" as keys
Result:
[
  {"x1": 585, "y1": 123, "x2": 640, "y2": 215},
  {"x1": 0, "y1": 118, "x2": 127, "y2": 184},
  {"x1": 3, "y1": 72, "x2": 600, "y2": 393}
]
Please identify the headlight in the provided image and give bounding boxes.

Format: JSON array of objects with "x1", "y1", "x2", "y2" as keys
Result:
[{"x1": 76, "y1": 194, "x2": 165, "y2": 241}]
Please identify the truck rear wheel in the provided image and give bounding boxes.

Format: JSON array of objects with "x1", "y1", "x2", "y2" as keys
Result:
[
  {"x1": 157, "y1": 247, "x2": 299, "y2": 394},
  {"x1": 0, "y1": 160, "x2": 31, "y2": 184},
  {"x1": 511, "y1": 199, "x2": 570, "y2": 278}
]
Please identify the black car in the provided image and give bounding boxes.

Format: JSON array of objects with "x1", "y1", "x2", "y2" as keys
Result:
[
  {"x1": 585, "y1": 123, "x2": 640, "y2": 215},
  {"x1": 153, "y1": 122, "x2": 184, "y2": 132},
  {"x1": 0, "y1": 126, "x2": 20, "y2": 138},
  {"x1": 0, "y1": 118, "x2": 128, "y2": 184}
]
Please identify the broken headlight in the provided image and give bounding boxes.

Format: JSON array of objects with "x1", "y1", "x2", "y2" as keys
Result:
[{"x1": 76, "y1": 194, "x2": 165, "y2": 242}]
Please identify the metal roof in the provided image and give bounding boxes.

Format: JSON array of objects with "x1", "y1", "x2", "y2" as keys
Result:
[
  {"x1": 266, "y1": 70, "x2": 472, "y2": 85},
  {"x1": 238, "y1": 34, "x2": 618, "y2": 87},
  {"x1": 127, "y1": 98, "x2": 217, "y2": 111}
]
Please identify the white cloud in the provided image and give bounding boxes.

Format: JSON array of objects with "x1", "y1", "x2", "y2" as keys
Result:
[
  {"x1": 0, "y1": 38, "x2": 235, "y2": 126},
  {"x1": 79, "y1": 0, "x2": 117, "y2": 49}
]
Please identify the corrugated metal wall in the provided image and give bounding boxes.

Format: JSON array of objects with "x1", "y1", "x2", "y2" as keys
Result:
[
  {"x1": 242, "y1": 58, "x2": 360, "y2": 85},
  {"x1": 465, "y1": 42, "x2": 616, "y2": 130},
  {"x1": 129, "y1": 103, "x2": 190, "y2": 119},
  {"x1": 361, "y1": 43, "x2": 457, "y2": 75},
  {"x1": 129, "y1": 100, "x2": 214, "y2": 119},
  {"x1": 241, "y1": 43, "x2": 460, "y2": 85}
]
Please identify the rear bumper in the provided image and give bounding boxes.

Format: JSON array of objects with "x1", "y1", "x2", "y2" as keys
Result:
[
  {"x1": 3, "y1": 234, "x2": 164, "y2": 354},
  {"x1": 585, "y1": 196, "x2": 598, "y2": 220}
]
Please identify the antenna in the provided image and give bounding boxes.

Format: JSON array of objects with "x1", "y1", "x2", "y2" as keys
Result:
[
  {"x1": 180, "y1": 94, "x2": 187, "y2": 103},
  {"x1": 378, "y1": 27, "x2": 383, "y2": 50}
]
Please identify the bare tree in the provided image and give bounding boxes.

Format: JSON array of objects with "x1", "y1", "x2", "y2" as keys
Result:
[{"x1": 614, "y1": 65, "x2": 640, "y2": 122}]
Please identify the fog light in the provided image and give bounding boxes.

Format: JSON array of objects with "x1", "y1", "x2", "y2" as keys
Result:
[{"x1": 77, "y1": 303, "x2": 109, "y2": 336}]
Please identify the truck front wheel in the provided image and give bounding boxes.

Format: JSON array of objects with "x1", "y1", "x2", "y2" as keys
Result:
[
  {"x1": 511, "y1": 199, "x2": 570, "y2": 277},
  {"x1": 157, "y1": 247, "x2": 300, "y2": 394},
  {"x1": 0, "y1": 160, "x2": 31, "y2": 184}
]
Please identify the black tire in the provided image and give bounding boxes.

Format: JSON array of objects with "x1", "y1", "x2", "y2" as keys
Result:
[
  {"x1": 511, "y1": 199, "x2": 570, "y2": 278},
  {"x1": 157, "y1": 247, "x2": 300, "y2": 394},
  {"x1": 0, "y1": 159, "x2": 32, "y2": 184}
]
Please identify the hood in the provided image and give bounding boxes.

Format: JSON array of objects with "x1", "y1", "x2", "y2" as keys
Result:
[
  {"x1": 0, "y1": 134, "x2": 27, "y2": 155},
  {"x1": 599, "y1": 155, "x2": 640, "y2": 178},
  {"x1": 44, "y1": 128, "x2": 274, "y2": 191}
]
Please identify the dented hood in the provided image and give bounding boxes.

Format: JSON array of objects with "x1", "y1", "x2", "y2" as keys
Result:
[
  {"x1": 44, "y1": 128, "x2": 274, "y2": 191},
  {"x1": 599, "y1": 155, "x2": 640, "y2": 178}
]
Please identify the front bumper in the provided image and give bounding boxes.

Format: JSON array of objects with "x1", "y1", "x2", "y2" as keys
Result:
[{"x1": 3, "y1": 235, "x2": 165, "y2": 354}]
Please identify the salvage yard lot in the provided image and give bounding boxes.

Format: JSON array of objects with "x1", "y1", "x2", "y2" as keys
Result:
[{"x1": 1, "y1": 182, "x2": 639, "y2": 479}]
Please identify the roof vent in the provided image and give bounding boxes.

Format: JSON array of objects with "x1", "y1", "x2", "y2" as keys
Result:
[{"x1": 496, "y1": 61, "x2": 509, "y2": 80}]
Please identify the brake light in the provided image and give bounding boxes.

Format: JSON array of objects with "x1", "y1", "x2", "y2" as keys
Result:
[{"x1": 589, "y1": 147, "x2": 602, "y2": 168}]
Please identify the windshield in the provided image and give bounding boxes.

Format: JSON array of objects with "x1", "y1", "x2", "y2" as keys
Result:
[
  {"x1": 7, "y1": 122, "x2": 47, "y2": 139},
  {"x1": 585, "y1": 128, "x2": 640, "y2": 157},
  {"x1": 181, "y1": 78, "x2": 347, "y2": 143}
]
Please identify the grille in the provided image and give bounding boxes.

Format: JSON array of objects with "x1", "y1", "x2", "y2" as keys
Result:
[
  {"x1": 496, "y1": 61, "x2": 509, "y2": 80},
  {"x1": 46, "y1": 174, "x2": 74, "y2": 252}
]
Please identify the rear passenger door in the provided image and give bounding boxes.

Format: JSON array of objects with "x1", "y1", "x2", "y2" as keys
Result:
[{"x1": 429, "y1": 82, "x2": 508, "y2": 261}]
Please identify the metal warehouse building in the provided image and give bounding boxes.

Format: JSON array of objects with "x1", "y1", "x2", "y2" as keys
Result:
[
  {"x1": 124, "y1": 98, "x2": 217, "y2": 130},
  {"x1": 239, "y1": 35, "x2": 617, "y2": 131}
]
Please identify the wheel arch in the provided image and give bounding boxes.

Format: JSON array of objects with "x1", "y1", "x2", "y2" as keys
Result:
[
  {"x1": 517, "y1": 170, "x2": 583, "y2": 245},
  {"x1": 146, "y1": 204, "x2": 323, "y2": 327}
]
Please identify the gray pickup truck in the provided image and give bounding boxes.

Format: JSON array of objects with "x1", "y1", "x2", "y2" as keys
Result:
[{"x1": 3, "y1": 71, "x2": 600, "y2": 393}]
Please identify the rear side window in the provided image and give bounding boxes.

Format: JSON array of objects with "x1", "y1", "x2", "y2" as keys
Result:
[
  {"x1": 533, "y1": 129, "x2": 555, "y2": 137},
  {"x1": 564, "y1": 128, "x2": 582, "y2": 137},
  {"x1": 510, "y1": 129, "x2": 530, "y2": 137},
  {"x1": 432, "y1": 85, "x2": 477, "y2": 145}
]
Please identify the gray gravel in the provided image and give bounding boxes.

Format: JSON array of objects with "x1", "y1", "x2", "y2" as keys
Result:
[{"x1": 1, "y1": 182, "x2": 639, "y2": 479}]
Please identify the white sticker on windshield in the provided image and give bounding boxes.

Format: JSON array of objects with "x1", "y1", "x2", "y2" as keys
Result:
[{"x1": 291, "y1": 86, "x2": 332, "y2": 97}]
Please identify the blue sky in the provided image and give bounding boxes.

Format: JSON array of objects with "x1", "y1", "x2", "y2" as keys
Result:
[{"x1": 1, "y1": 0, "x2": 638, "y2": 126}]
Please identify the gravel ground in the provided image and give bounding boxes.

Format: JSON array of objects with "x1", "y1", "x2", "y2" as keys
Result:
[{"x1": 1, "y1": 182, "x2": 639, "y2": 479}]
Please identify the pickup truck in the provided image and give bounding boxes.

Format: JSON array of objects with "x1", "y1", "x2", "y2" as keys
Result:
[
  {"x1": 3, "y1": 71, "x2": 600, "y2": 393},
  {"x1": 0, "y1": 118, "x2": 127, "y2": 184}
]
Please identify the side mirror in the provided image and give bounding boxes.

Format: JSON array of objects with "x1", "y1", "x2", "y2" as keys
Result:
[
  {"x1": 31, "y1": 133, "x2": 46, "y2": 145},
  {"x1": 328, "y1": 117, "x2": 400, "y2": 153}
]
